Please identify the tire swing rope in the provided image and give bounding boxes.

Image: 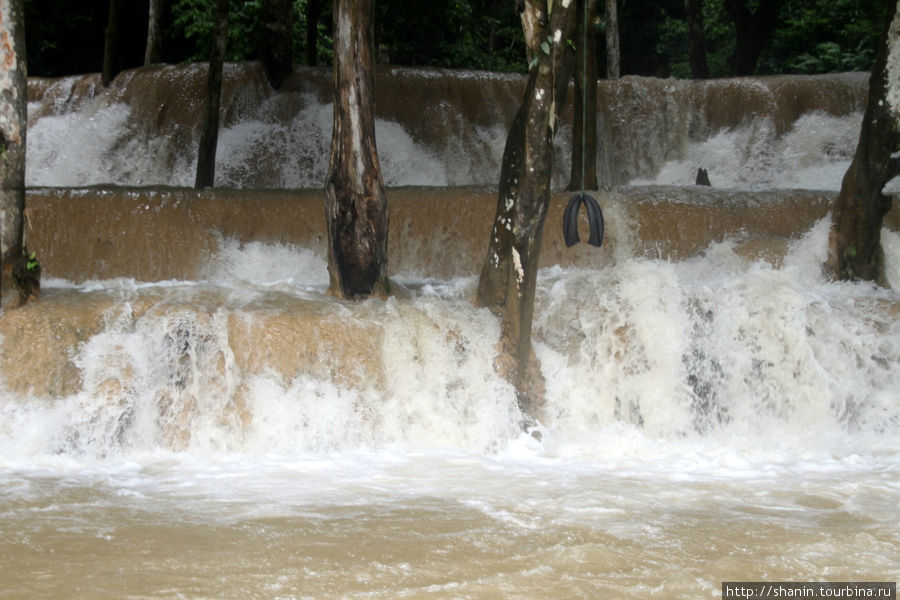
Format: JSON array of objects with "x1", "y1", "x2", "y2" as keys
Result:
[{"x1": 563, "y1": 0, "x2": 604, "y2": 249}]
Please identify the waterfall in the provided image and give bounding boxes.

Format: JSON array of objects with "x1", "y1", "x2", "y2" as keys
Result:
[
  {"x1": 2, "y1": 64, "x2": 898, "y2": 598},
  {"x1": 26, "y1": 64, "x2": 868, "y2": 190}
]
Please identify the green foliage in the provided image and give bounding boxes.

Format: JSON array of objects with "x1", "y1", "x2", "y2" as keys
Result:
[
  {"x1": 787, "y1": 40, "x2": 874, "y2": 74},
  {"x1": 20, "y1": 0, "x2": 890, "y2": 78},
  {"x1": 25, "y1": 252, "x2": 39, "y2": 273},
  {"x1": 764, "y1": 0, "x2": 883, "y2": 74},
  {"x1": 171, "y1": 0, "x2": 262, "y2": 62},
  {"x1": 656, "y1": 0, "x2": 882, "y2": 77},
  {"x1": 376, "y1": 0, "x2": 526, "y2": 72}
]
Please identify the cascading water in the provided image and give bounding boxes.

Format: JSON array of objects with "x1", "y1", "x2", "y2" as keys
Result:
[
  {"x1": 26, "y1": 64, "x2": 869, "y2": 190},
  {"x1": 2, "y1": 64, "x2": 899, "y2": 598}
]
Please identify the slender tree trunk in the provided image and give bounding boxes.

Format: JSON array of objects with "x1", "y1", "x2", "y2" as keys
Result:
[
  {"x1": 305, "y1": 0, "x2": 322, "y2": 66},
  {"x1": 0, "y1": 0, "x2": 34, "y2": 307},
  {"x1": 144, "y1": 0, "x2": 163, "y2": 65},
  {"x1": 477, "y1": 0, "x2": 577, "y2": 423},
  {"x1": 194, "y1": 0, "x2": 229, "y2": 189},
  {"x1": 685, "y1": 0, "x2": 709, "y2": 79},
  {"x1": 605, "y1": 0, "x2": 619, "y2": 79},
  {"x1": 722, "y1": 0, "x2": 785, "y2": 76},
  {"x1": 569, "y1": 0, "x2": 599, "y2": 191},
  {"x1": 258, "y1": 0, "x2": 293, "y2": 88},
  {"x1": 825, "y1": 1, "x2": 900, "y2": 285},
  {"x1": 102, "y1": 0, "x2": 125, "y2": 85},
  {"x1": 324, "y1": 0, "x2": 389, "y2": 299}
]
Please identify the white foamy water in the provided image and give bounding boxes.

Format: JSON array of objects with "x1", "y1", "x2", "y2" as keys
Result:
[
  {"x1": 1, "y1": 221, "x2": 898, "y2": 596},
  {"x1": 25, "y1": 92, "x2": 499, "y2": 189},
  {"x1": 27, "y1": 74, "x2": 863, "y2": 191},
  {"x1": 632, "y1": 112, "x2": 864, "y2": 190}
]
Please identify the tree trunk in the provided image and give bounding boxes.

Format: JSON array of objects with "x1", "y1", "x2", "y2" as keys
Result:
[
  {"x1": 144, "y1": 0, "x2": 163, "y2": 65},
  {"x1": 477, "y1": 0, "x2": 577, "y2": 423},
  {"x1": 194, "y1": 0, "x2": 229, "y2": 189},
  {"x1": 0, "y1": 0, "x2": 34, "y2": 307},
  {"x1": 722, "y1": 0, "x2": 785, "y2": 76},
  {"x1": 324, "y1": 0, "x2": 389, "y2": 299},
  {"x1": 685, "y1": 0, "x2": 709, "y2": 79},
  {"x1": 825, "y1": 1, "x2": 900, "y2": 285},
  {"x1": 102, "y1": 0, "x2": 125, "y2": 85},
  {"x1": 258, "y1": 0, "x2": 293, "y2": 89},
  {"x1": 605, "y1": 0, "x2": 620, "y2": 79},
  {"x1": 569, "y1": 0, "x2": 599, "y2": 192},
  {"x1": 305, "y1": 0, "x2": 322, "y2": 66}
]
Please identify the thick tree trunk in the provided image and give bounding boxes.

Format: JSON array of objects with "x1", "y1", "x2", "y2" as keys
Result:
[
  {"x1": 258, "y1": 0, "x2": 293, "y2": 89},
  {"x1": 324, "y1": 0, "x2": 389, "y2": 299},
  {"x1": 305, "y1": 0, "x2": 323, "y2": 66},
  {"x1": 605, "y1": 0, "x2": 620, "y2": 79},
  {"x1": 194, "y1": 0, "x2": 229, "y2": 189},
  {"x1": 825, "y1": 1, "x2": 900, "y2": 285},
  {"x1": 144, "y1": 0, "x2": 163, "y2": 65},
  {"x1": 685, "y1": 0, "x2": 709, "y2": 79},
  {"x1": 102, "y1": 0, "x2": 125, "y2": 85},
  {"x1": 722, "y1": 0, "x2": 785, "y2": 76},
  {"x1": 0, "y1": 0, "x2": 34, "y2": 307},
  {"x1": 569, "y1": 0, "x2": 599, "y2": 192},
  {"x1": 477, "y1": 0, "x2": 577, "y2": 423}
]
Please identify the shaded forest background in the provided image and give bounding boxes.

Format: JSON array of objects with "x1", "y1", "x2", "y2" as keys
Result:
[{"x1": 24, "y1": 0, "x2": 885, "y2": 79}]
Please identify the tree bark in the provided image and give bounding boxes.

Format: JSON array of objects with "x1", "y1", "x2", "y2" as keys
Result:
[
  {"x1": 305, "y1": 0, "x2": 322, "y2": 66},
  {"x1": 144, "y1": 0, "x2": 163, "y2": 65},
  {"x1": 605, "y1": 0, "x2": 619, "y2": 79},
  {"x1": 685, "y1": 0, "x2": 709, "y2": 79},
  {"x1": 477, "y1": 0, "x2": 577, "y2": 423},
  {"x1": 0, "y1": 0, "x2": 33, "y2": 307},
  {"x1": 194, "y1": 0, "x2": 229, "y2": 189},
  {"x1": 825, "y1": 1, "x2": 900, "y2": 285},
  {"x1": 722, "y1": 0, "x2": 785, "y2": 76},
  {"x1": 102, "y1": 0, "x2": 125, "y2": 85},
  {"x1": 569, "y1": 0, "x2": 599, "y2": 192},
  {"x1": 257, "y1": 0, "x2": 293, "y2": 89},
  {"x1": 324, "y1": 0, "x2": 389, "y2": 299}
]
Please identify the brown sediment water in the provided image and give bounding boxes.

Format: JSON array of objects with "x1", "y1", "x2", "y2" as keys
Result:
[
  {"x1": 25, "y1": 185, "x2": 844, "y2": 283},
  {"x1": 0, "y1": 466, "x2": 895, "y2": 600},
  {"x1": 6, "y1": 63, "x2": 899, "y2": 599},
  {"x1": 26, "y1": 64, "x2": 869, "y2": 188}
]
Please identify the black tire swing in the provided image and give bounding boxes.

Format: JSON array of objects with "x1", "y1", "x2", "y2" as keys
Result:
[
  {"x1": 563, "y1": 191, "x2": 604, "y2": 247},
  {"x1": 563, "y1": 0, "x2": 604, "y2": 249}
]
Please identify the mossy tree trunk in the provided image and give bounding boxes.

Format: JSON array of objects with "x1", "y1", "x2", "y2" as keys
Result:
[
  {"x1": 825, "y1": 1, "x2": 900, "y2": 285},
  {"x1": 476, "y1": 0, "x2": 577, "y2": 423},
  {"x1": 0, "y1": 0, "x2": 33, "y2": 307},
  {"x1": 324, "y1": 0, "x2": 389, "y2": 299},
  {"x1": 194, "y1": 0, "x2": 229, "y2": 189}
]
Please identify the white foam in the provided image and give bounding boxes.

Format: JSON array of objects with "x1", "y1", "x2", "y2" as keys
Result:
[{"x1": 631, "y1": 112, "x2": 862, "y2": 190}]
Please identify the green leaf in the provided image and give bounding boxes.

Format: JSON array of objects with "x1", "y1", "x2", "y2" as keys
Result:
[
  {"x1": 540, "y1": 40, "x2": 550, "y2": 56},
  {"x1": 26, "y1": 252, "x2": 39, "y2": 271}
]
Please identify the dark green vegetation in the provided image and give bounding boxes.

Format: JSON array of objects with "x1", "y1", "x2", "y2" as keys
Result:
[{"x1": 24, "y1": 0, "x2": 885, "y2": 78}]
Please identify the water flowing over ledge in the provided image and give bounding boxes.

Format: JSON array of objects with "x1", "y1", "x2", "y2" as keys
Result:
[
  {"x1": 3, "y1": 63, "x2": 900, "y2": 597},
  {"x1": 25, "y1": 185, "x2": 852, "y2": 282},
  {"x1": 26, "y1": 63, "x2": 869, "y2": 190},
  {"x1": 4, "y1": 184, "x2": 900, "y2": 457}
]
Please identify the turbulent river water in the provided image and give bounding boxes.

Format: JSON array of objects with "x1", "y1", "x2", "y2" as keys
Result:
[{"x1": 1, "y1": 64, "x2": 898, "y2": 599}]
